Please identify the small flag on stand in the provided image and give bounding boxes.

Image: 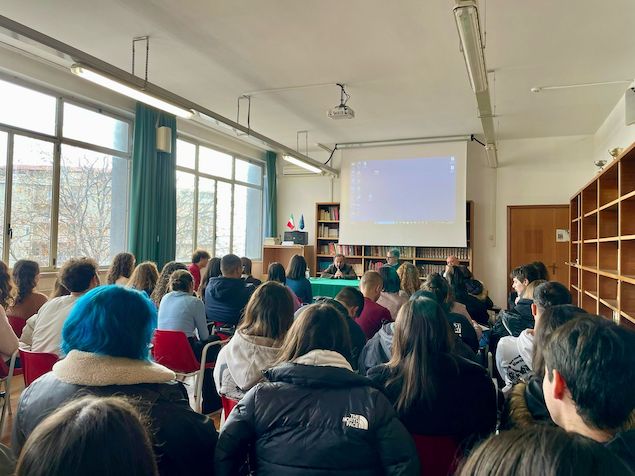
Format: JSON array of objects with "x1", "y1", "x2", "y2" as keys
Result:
[
  {"x1": 299, "y1": 214, "x2": 305, "y2": 230},
  {"x1": 286, "y1": 213, "x2": 295, "y2": 230}
]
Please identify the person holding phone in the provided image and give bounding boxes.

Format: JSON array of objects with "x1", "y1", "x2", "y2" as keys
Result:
[{"x1": 320, "y1": 254, "x2": 357, "y2": 279}]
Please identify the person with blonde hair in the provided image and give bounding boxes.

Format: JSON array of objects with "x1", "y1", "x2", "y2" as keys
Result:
[
  {"x1": 397, "y1": 262, "x2": 420, "y2": 298},
  {"x1": 215, "y1": 302, "x2": 418, "y2": 475},
  {"x1": 128, "y1": 261, "x2": 160, "y2": 297}
]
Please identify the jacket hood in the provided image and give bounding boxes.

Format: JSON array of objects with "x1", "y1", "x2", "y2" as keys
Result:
[
  {"x1": 223, "y1": 331, "x2": 279, "y2": 390},
  {"x1": 514, "y1": 298, "x2": 534, "y2": 318},
  {"x1": 208, "y1": 276, "x2": 250, "y2": 299},
  {"x1": 264, "y1": 351, "x2": 370, "y2": 389}
]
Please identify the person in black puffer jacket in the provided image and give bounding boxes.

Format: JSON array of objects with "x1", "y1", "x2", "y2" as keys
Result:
[
  {"x1": 215, "y1": 302, "x2": 418, "y2": 476},
  {"x1": 12, "y1": 286, "x2": 217, "y2": 476}
]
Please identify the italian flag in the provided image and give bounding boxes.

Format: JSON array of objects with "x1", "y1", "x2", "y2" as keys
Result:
[{"x1": 286, "y1": 213, "x2": 295, "y2": 230}]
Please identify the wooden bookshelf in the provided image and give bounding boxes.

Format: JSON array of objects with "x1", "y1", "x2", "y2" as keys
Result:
[
  {"x1": 314, "y1": 202, "x2": 474, "y2": 279},
  {"x1": 569, "y1": 142, "x2": 635, "y2": 330}
]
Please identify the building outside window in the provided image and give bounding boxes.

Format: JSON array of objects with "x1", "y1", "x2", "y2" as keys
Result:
[{"x1": 0, "y1": 76, "x2": 132, "y2": 268}]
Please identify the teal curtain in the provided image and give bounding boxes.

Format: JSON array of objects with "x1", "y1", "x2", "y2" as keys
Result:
[
  {"x1": 129, "y1": 102, "x2": 177, "y2": 269},
  {"x1": 264, "y1": 150, "x2": 277, "y2": 237}
]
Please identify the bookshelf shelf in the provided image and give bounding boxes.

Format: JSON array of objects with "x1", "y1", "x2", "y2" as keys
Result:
[
  {"x1": 569, "y1": 141, "x2": 635, "y2": 329},
  {"x1": 314, "y1": 201, "x2": 474, "y2": 278}
]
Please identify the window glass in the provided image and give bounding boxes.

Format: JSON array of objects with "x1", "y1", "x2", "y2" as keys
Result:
[
  {"x1": 197, "y1": 177, "x2": 215, "y2": 254},
  {"x1": 57, "y1": 145, "x2": 128, "y2": 266},
  {"x1": 176, "y1": 139, "x2": 196, "y2": 170},
  {"x1": 199, "y1": 146, "x2": 232, "y2": 179},
  {"x1": 176, "y1": 171, "x2": 195, "y2": 262},
  {"x1": 233, "y1": 185, "x2": 263, "y2": 258},
  {"x1": 0, "y1": 132, "x2": 6, "y2": 256},
  {"x1": 0, "y1": 79, "x2": 56, "y2": 136},
  {"x1": 9, "y1": 135, "x2": 54, "y2": 266},
  {"x1": 215, "y1": 182, "x2": 232, "y2": 256},
  {"x1": 235, "y1": 159, "x2": 262, "y2": 185},
  {"x1": 63, "y1": 103, "x2": 129, "y2": 152}
]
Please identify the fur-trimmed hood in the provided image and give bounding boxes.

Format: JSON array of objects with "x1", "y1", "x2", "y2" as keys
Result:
[{"x1": 53, "y1": 350, "x2": 175, "y2": 386}]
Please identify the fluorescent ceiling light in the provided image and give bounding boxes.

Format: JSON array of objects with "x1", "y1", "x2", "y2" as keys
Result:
[
  {"x1": 453, "y1": 1, "x2": 488, "y2": 93},
  {"x1": 70, "y1": 64, "x2": 194, "y2": 118},
  {"x1": 283, "y1": 155, "x2": 321, "y2": 174}
]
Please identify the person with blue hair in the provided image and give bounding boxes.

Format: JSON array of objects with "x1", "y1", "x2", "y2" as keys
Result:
[{"x1": 12, "y1": 285, "x2": 217, "y2": 476}]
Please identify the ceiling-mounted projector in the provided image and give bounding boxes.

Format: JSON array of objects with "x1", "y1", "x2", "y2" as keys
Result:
[{"x1": 328, "y1": 83, "x2": 355, "y2": 120}]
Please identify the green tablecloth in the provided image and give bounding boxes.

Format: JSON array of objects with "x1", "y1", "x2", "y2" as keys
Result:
[{"x1": 310, "y1": 278, "x2": 360, "y2": 298}]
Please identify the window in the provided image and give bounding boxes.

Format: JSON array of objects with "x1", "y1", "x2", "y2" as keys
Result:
[
  {"x1": 175, "y1": 138, "x2": 264, "y2": 261},
  {"x1": 0, "y1": 77, "x2": 132, "y2": 268}
]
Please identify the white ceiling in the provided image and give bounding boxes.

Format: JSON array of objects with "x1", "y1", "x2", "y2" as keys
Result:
[{"x1": 2, "y1": 0, "x2": 635, "y2": 154}]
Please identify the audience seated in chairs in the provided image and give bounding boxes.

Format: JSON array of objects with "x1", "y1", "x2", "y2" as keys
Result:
[
  {"x1": 14, "y1": 396, "x2": 158, "y2": 476},
  {"x1": 20, "y1": 258, "x2": 99, "y2": 356},
  {"x1": 356, "y1": 270, "x2": 392, "y2": 339},
  {"x1": 496, "y1": 282, "x2": 571, "y2": 394},
  {"x1": 397, "y1": 262, "x2": 420, "y2": 299},
  {"x1": 215, "y1": 302, "x2": 418, "y2": 475},
  {"x1": 446, "y1": 265, "x2": 490, "y2": 325},
  {"x1": 127, "y1": 261, "x2": 160, "y2": 298},
  {"x1": 157, "y1": 269, "x2": 221, "y2": 413},
  {"x1": 266, "y1": 262, "x2": 301, "y2": 311},
  {"x1": 6, "y1": 260, "x2": 48, "y2": 337},
  {"x1": 458, "y1": 425, "x2": 631, "y2": 476},
  {"x1": 205, "y1": 254, "x2": 256, "y2": 332},
  {"x1": 501, "y1": 304, "x2": 587, "y2": 430},
  {"x1": 106, "y1": 252, "x2": 136, "y2": 286},
  {"x1": 368, "y1": 296, "x2": 497, "y2": 452},
  {"x1": 151, "y1": 261, "x2": 187, "y2": 308},
  {"x1": 334, "y1": 287, "x2": 367, "y2": 371},
  {"x1": 214, "y1": 281, "x2": 294, "y2": 401},
  {"x1": 12, "y1": 285, "x2": 217, "y2": 476},
  {"x1": 541, "y1": 315, "x2": 635, "y2": 472},
  {"x1": 286, "y1": 254, "x2": 313, "y2": 304}
]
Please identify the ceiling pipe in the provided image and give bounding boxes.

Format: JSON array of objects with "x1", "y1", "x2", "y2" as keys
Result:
[{"x1": 0, "y1": 15, "x2": 338, "y2": 176}]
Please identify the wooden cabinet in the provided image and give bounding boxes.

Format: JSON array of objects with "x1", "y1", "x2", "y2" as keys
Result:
[
  {"x1": 314, "y1": 201, "x2": 474, "y2": 279},
  {"x1": 262, "y1": 245, "x2": 314, "y2": 280},
  {"x1": 569, "y1": 142, "x2": 635, "y2": 329}
]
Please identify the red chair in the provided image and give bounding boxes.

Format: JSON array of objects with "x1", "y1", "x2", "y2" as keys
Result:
[
  {"x1": 221, "y1": 395, "x2": 238, "y2": 422},
  {"x1": 411, "y1": 434, "x2": 462, "y2": 476},
  {"x1": 19, "y1": 349, "x2": 59, "y2": 387},
  {"x1": 7, "y1": 316, "x2": 27, "y2": 338},
  {"x1": 151, "y1": 330, "x2": 225, "y2": 413}
]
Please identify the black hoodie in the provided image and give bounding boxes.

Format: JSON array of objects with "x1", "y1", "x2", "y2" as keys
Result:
[{"x1": 204, "y1": 276, "x2": 255, "y2": 326}]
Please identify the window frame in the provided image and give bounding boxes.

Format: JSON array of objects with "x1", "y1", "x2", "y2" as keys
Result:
[
  {"x1": 0, "y1": 74, "x2": 133, "y2": 270},
  {"x1": 176, "y1": 133, "x2": 264, "y2": 260}
]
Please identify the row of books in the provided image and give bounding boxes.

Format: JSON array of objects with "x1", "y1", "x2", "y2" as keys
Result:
[
  {"x1": 336, "y1": 245, "x2": 363, "y2": 256},
  {"x1": 318, "y1": 206, "x2": 340, "y2": 220},
  {"x1": 318, "y1": 243, "x2": 337, "y2": 255},
  {"x1": 317, "y1": 223, "x2": 339, "y2": 238},
  {"x1": 365, "y1": 246, "x2": 416, "y2": 258},
  {"x1": 416, "y1": 247, "x2": 469, "y2": 259},
  {"x1": 418, "y1": 263, "x2": 447, "y2": 276}
]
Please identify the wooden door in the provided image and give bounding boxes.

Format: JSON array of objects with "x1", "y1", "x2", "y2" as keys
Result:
[{"x1": 507, "y1": 205, "x2": 570, "y2": 293}]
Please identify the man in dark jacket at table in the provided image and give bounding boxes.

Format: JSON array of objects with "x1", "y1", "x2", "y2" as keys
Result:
[{"x1": 320, "y1": 253, "x2": 357, "y2": 279}]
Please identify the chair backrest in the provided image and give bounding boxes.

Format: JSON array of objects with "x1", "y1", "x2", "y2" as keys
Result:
[
  {"x1": 411, "y1": 434, "x2": 462, "y2": 476},
  {"x1": 7, "y1": 316, "x2": 26, "y2": 338},
  {"x1": 19, "y1": 349, "x2": 59, "y2": 387},
  {"x1": 151, "y1": 330, "x2": 201, "y2": 373},
  {"x1": 221, "y1": 396, "x2": 238, "y2": 418}
]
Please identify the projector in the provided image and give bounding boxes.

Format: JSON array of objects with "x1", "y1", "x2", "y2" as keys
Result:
[{"x1": 327, "y1": 104, "x2": 355, "y2": 120}]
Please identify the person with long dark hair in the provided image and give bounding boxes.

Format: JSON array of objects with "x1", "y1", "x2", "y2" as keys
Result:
[
  {"x1": 376, "y1": 265, "x2": 407, "y2": 320},
  {"x1": 7, "y1": 260, "x2": 48, "y2": 335},
  {"x1": 267, "y1": 262, "x2": 301, "y2": 311},
  {"x1": 151, "y1": 261, "x2": 187, "y2": 308},
  {"x1": 106, "y1": 252, "x2": 136, "y2": 285},
  {"x1": 215, "y1": 302, "x2": 418, "y2": 475},
  {"x1": 0, "y1": 260, "x2": 18, "y2": 362},
  {"x1": 368, "y1": 297, "x2": 496, "y2": 450},
  {"x1": 199, "y1": 257, "x2": 221, "y2": 301},
  {"x1": 286, "y1": 254, "x2": 313, "y2": 304}
]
